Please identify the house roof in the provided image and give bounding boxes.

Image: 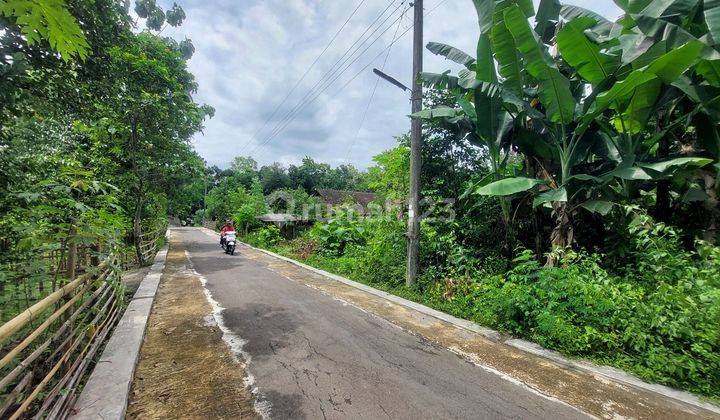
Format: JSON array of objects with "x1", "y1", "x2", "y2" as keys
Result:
[
  {"x1": 315, "y1": 189, "x2": 377, "y2": 207},
  {"x1": 257, "y1": 213, "x2": 300, "y2": 223}
]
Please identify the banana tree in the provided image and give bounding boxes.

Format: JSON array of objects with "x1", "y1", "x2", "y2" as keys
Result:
[
  {"x1": 418, "y1": 37, "x2": 521, "y2": 231},
  {"x1": 508, "y1": 0, "x2": 714, "y2": 254},
  {"x1": 420, "y1": 0, "x2": 594, "y2": 257},
  {"x1": 605, "y1": 0, "x2": 720, "y2": 241},
  {"x1": 420, "y1": 0, "x2": 718, "y2": 260}
]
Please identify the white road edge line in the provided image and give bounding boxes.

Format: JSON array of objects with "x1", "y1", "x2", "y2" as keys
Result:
[{"x1": 183, "y1": 248, "x2": 272, "y2": 419}]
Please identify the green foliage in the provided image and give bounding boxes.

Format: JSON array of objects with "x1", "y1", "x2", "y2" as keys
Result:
[
  {"x1": 422, "y1": 0, "x2": 720, "y2": 260},
  {"x1": 364, "y1": 143, "x2": 410, "y2": 200},
  {"x1": 287, "y1": 156, "x2": 367, "y2": 193},
  {"x1": 348, "y1": 218, "x2": 407, "y2": 286},
  {"x1": 477, "y1": 177, "x2": 545, "y2": 196},
  {"x1": 266, "y1": 187, "x2": 321, "y2": 216},
  {"x1": 246, "y1": 225, "x2": 282, "y2": 249},
  {"x1": 0, "y1": 0, "x2": 90, "y2": 60},
  {"x1": 134, "y1": 0, "x2": 185, "y2": 31},
  {"x1": 468, "y1": 235, "x2": 720, "y2": 397},
  {"x1": 0, "y1": 0, "x2": 207, "y2": 326},
  {"x1": 309, "y1": 215, "x2": 366, "y2": 256},
  {"x1": 230, "y1": 156, "x2": 258, "y2": 173},
  {"x1": 232, "y1": 179, "x2": 266, "y2": 232}
]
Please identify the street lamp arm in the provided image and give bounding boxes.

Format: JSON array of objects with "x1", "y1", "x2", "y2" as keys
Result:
[{"x1": 372, "y1": 68, "x2": 410, "y2": 92}]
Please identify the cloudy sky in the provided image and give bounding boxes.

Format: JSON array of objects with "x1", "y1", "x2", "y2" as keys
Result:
[{"x1": 155, "y1": 0, "x2": 622, "y2": 169}]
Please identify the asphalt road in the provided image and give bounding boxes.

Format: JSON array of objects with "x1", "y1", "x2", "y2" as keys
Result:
[{"x1": 180, "y1": 227, "x2": 590, "y2": 420}]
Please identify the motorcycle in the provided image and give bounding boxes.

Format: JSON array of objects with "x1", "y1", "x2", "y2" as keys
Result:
[{"x1": 221, "y1": 231, "x2": 237, "y2": 255}]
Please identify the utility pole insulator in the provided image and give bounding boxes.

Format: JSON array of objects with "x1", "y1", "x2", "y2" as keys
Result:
[{"x1": 407, "y1": 0, "x2": 423, "y2": 286}]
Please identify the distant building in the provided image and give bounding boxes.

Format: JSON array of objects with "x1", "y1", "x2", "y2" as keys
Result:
[
  {"x1": 256, "y1": 213, "x2": 303, "y2": 238},
  {"x1": 314, "y1": 189, "x2": 377, "y2": 215}
]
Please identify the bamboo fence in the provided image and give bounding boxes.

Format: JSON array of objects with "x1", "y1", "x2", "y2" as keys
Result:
[{"x1": 0, "y1": 226, "x2": 166, "y2": 419}]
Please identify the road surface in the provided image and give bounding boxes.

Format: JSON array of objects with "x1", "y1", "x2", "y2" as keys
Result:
[{"x1": 179, "y1": 227, "x2": 589, "y2": 419}]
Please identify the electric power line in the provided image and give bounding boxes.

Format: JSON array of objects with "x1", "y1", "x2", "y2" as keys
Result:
[
  {"x1": 253, "y1": 1, "x2": 408, "y2": 153},
  {"x1": 239, "y1": 0, "x2": 369, "y2": 152},
  {"x1": 251, "y1": 0, "x2": 449, "y2": 160},
  {"x1": 250, "y1": 3, "x2": 412, "y2": 156},
  {"x1": 343, "y1": 8, "x2": 405, "y2": 163}
]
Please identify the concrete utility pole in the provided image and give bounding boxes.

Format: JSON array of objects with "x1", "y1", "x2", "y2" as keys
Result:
[{"x1": 407, "y1": 0, "x2": 423, "y2": 286}]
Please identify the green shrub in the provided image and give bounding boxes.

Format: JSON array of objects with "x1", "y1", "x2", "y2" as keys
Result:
[
  {"x1": 468, "y1": 240, "x2": 720, "y2": 397},
  {"x1": 247, "y1": 225, "x2": 282, "y2": 248},
  {"x1": 191, "y1": 209, "x2": 206, "y2": 226},
  {"x1": 308, "y1": 215, "x2": 366, "y2": 255},
  {"x1": 351, "y1": 218, "x2": 406, "y2": 286}
]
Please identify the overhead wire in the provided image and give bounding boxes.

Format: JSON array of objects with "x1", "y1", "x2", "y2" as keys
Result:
[
  {"x1": 250, "y1": 2, "x2": 412, "y2": 157},
  {"x1": 252, "y1": 0, "x2": 449, "y2": 160},
  {"x1": 343, "y1": 8, "x2": 405, "y2": 163},
  {"x1": 252, "y1": 0, "x2": 407, "y2": 154},
  {"x1": 239, "y1": 0, "x2": 369, "y2": 152}
]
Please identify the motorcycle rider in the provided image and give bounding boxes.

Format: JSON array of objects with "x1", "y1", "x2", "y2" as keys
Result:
[{"x1": 220, "y1": 219, "x2": 234, "y2": 247}]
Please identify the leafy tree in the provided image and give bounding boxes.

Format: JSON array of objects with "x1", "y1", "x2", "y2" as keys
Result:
[
  {"x1": 1, "y1": 0, "x2": 211, "y2": 271},
  {"x1": 92, "y1": 31, "x2": 211, "y2": 259},
  {"x1": 288, "y1": 157, "x2": 331, "y2": 192},
  {"x1": 134, "y1": 0, "x2": 185, "y2": 32},
  {"x1": 0, "y1": 0, "x2": 90, "y2": 60},
  {"x1": 230, "y1": 155, "x2": 258, "y2": 173},
  {"x1": 259, "y1": 162, "x2": 291, "y2": 194},
  {"x1": 365, "y1": 142, "x2": 410, "y2": 200},
  {"x1": 232, "y1": 178, "x2": 266, "y2": 233},
  {"x1": 420, "y1": 88, "x2": 488, "y2": 199},
  {"x1": 420, "y1": 0, "x2": 720, "y2": 262},
  {"x1": 325, "y1": 164, "x2": 366, "y2": 191}
]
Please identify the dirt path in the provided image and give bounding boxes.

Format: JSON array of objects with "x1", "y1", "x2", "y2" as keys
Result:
[{"x1": 126, "y1": 234, "x2": 257, "y2": 419}]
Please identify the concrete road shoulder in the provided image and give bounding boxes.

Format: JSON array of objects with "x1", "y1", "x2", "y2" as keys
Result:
[{"x1": 69, "y1": 246, "x2": 168, "y2": 420}]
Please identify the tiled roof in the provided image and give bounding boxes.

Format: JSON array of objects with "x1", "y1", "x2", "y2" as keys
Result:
[{"x1": 315, "y1": 189, "x2": 376, "y2": 207}]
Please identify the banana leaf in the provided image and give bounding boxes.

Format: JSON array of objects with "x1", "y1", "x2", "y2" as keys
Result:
[
  {"x1": 477, "y1": 177, "x2": 546, "y2": 196},
  {"x1": 420, "y1": 71, "x2": 460, "y2": 90},
  {"x1": 560, "y1": 5, "x2": 614, "y2": 34},
  {"x1": 557, "y1": 16, "x2": 620, "y2": 85},
  {"x1": 535, "y1": 0, "x2": 561, "y2": 42},
  {"x1": 579, "y1": 200, "x2": 614, "y2": 215},
  {"x1": 706, "y1": 0, "x2": 720, "y2": 44},
  {"x1": 533, "y1": 187, "x2": 567, "y2": 207},
  {"x1": 504, "y1": 4, "x2": 576, "y2": 124},
  {"x1": 426, "y1": 42, "x2": 476, "y2": 69},
  {"x1": 491, "y1": 0, "x2": 525, "y2": 96},
  {"x1": 638, "y1": 157, "x2": 713, "y2": 172}
]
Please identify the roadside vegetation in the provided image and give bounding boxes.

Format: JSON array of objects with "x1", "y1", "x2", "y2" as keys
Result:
[
  {"x1": 205, "y1": 0, "x2": 720, "y2": 400},
  {"x1": 1, "y1": 2, "x2": 210, "y2": 416},
  {"x1": 1, "y1": 0, "x2": 209, "y2": 319}
]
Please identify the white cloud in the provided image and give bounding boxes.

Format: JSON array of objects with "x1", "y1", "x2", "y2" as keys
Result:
[{"x1": 157, "y1": 0, "x2": 621, "y2": 169}]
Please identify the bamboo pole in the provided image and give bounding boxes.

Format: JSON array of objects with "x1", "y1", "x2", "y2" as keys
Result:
[
  {"x1": 0, "y1": 276, "x2": 100, "y2": 371},
  {"x1": 8, "y1": 297, "x2": 118, "y2": 420},
  {"x1": 36, "y1": 304, "x2": 119, "y2": 419},
  {"x1": 43, "y1": 305, "x2": 120, "y2": 418},
  {"x1": 0, "y1": 372, "x2": 31, "y2": 418},
  {"x1": 65, "y1": 226, "x2": 77, "y2": 282},
  {"x1": 46, "y1": 285, "x2": 114, "y2": 364},
  {"x1": 0, "y1": 282, "x2": 111, "y2": 392},
  {"x1": 0, "y1": 261, "x2": 108, "y2": 345}
]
